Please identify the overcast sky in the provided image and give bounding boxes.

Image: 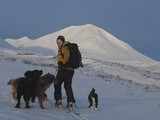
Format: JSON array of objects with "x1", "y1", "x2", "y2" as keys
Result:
[{"x1": 0, "y1": 0, "x2": 160, "y2": 61}]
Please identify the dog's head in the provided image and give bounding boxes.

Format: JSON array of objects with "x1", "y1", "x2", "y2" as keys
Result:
[
  {"x1": 40, "y1": 73, "x2": 55, "y2": 86},
  {"x1": 24, "y1": 70, "x2": 43, "y2": 78},
  {"x1": 7, "y1": 79, "x2": 15, "y2": 85},
  {"x1": 89, "y1": 88, "x2": 97, "y2": 98},
  {"x1": 91, "y1": 88, "x2": 95, "y2": 93}
]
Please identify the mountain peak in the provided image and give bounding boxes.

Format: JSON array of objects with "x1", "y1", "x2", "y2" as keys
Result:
[
  {"x1": 77, "y1": 24, "x2": 97, "y2": 29},
  {"x1": 5, "y1": 36, "x2": 31, "y2": 47},
  {"x1": 5, "y1": 24, "x2": 154, "y2": 62}
]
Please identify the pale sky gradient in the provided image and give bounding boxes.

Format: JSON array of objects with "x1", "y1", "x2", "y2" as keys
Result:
[{"x1": 0, "y1": 0, "x2": 160, "y2": 61}]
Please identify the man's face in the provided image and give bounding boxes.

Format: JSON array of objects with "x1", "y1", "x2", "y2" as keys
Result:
[{"x1": 56, "y1": 39, "x2": 63, "y2": 48}]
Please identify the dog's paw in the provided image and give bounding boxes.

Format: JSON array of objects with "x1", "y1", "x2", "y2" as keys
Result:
[
  {"x1": 15, "y1": 105, "x2": 21, "y2": 108},
  {"x1": 25, "y1": 105, "x2": 31, "y2": 109},
  {"x1": 40, "y1": 106, "x2": 46, "y2": 109},
  {"x1": 31, "y1": 99, "x2": 35, "y2": 103},
  {"x1": 39, "y1": 104, "x2": 46, "y2": 109}
]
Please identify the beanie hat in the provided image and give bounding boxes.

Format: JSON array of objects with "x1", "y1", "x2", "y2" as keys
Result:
[{"x1": 57, "y1": 35, "x2": 65, "y2": 42}]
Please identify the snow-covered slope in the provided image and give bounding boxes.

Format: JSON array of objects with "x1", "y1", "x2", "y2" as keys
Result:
[
  {"x1": 5, "y1": 24, "x2": 155, "y2": 63},
  {"x1": 0, "y1": 49, "x2": 160, "y2": 120},
  {"x1": 0, "y1": 37, "x2": 15, "y2": 49}
]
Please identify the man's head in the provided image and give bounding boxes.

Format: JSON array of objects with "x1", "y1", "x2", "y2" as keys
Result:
[{"x1": 56, "y1": 35, "x2": 65, "y2": 48}]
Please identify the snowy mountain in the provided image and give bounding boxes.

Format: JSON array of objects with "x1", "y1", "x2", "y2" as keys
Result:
[
  {"x1": 5, "y1": 24, "x2": 155, "y2": 63},
  {"x1": 6, "y1": 36, "x2": 32, "y2": 47},
  {"x1": 0, "y1": 37, "x2": 15, "y2": 49}
]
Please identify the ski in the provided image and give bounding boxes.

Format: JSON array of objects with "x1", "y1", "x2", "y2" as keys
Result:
[
  {"x1": 69, "y1": 110, "x2": 87, "y2": 120},
  {"x1": 66, "y1": 108, "x2": 80, "y2": 115},
  {"x1": 48, "y1": 99, "x2": 87, "y2": 120}
]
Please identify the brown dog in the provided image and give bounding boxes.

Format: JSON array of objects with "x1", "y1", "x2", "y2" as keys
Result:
[
  {"x1": 8, "y1": 73, "x2": 55, "y2": 109},
  {"x1": 35, "y1": 73, "x2": 55, "y2": 109}
]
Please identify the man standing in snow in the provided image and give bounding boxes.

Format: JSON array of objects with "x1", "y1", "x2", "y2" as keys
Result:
[{"x1": 54, "y1": 35, "x2": 76, "y2": 111}]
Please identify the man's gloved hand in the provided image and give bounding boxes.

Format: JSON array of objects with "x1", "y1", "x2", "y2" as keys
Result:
[{"x1": 57, "y1": 61, "x2": 63, "y2": 67}]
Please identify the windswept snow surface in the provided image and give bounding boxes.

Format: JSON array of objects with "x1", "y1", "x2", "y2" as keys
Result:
[{"x1": 1, "y1": 47, "x2": 160, "y2": 120}]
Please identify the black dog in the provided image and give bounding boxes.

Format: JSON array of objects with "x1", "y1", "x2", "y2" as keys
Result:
[
  {"x1": 15, "y1": 70, "x2": 43, "y2": 108},
  {"x1": 24, "y1": 70, "x2": 43, "y2": 103},
  {"x1": 88, "y1": 88, "x2": 98, "y2": 110}
]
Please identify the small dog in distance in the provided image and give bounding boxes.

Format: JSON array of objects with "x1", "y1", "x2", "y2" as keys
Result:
[{"x1": 88, "y1": 88, "x2": 98, "y2": 110}]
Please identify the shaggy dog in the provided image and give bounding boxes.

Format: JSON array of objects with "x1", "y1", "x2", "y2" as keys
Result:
[
  {"x1": 88, "y1": 88, "x2": 98, "y2": 110},
  {"x1": 7, "y1": 78, "x2": 48, "y2": 102},
  {"x1": 8, "y1": 72, "x2": 55, "y2": 109},
  {"x1": 34, "y1": 73, "x2": 55, "y2": 109},
  {"x1": 8, "y1": 70, "x2": 43, "y2": 109},
  {"x1": 24, "y1": 70, "x2": 43, "y2": 103}
]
